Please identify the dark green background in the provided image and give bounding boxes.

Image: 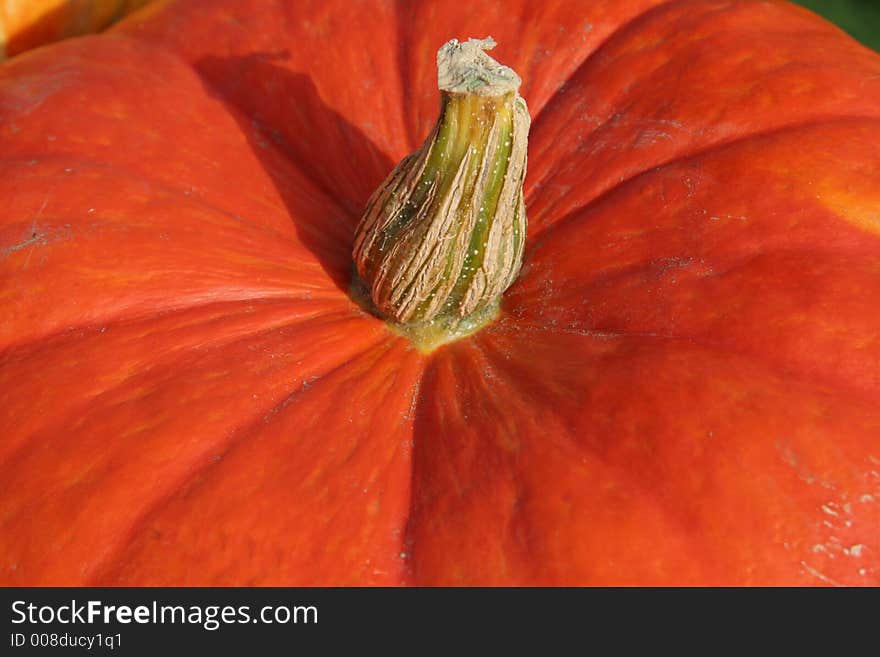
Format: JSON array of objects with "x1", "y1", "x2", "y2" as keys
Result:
[{"x1": 793, "y1": 0, "x2": 880, "y2": 50}]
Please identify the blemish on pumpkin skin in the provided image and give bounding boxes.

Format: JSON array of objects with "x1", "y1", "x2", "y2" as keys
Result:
[
  {"x1": 799, "y1": 560, "x2": 843, "y2": 586},
  {"x1": 775, "y1": 439, "x2": 837, "y2": 490},
  {"x1": 2, "y1": 231, "x2": 44, "y2": 256},
  {"x1": 633, "y1": 129, "x2": 673, "y2": 148},
  {"x1": 2, "y1": 222, "x2": 74, "y2": 265},
  {"x1": 845, "y1": 544, "x2": 866, "y2": 557}
]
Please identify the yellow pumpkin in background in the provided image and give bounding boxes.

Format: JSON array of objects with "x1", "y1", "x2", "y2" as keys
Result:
[{"x1": 0, "y1": 0, "x2": 151, "y2": 59}]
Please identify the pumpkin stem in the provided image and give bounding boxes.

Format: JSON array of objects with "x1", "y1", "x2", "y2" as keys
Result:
[{"x1": 352, "y1": 37, "x2": 530, "y2": 352}]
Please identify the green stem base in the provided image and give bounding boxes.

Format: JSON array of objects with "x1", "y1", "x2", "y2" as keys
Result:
[
  {"x1": 350, "y1": 271, "x2": 499, "y2": 353},
  {"x1": 389, "y1": 300, "x2": 500, "y2": 353}
]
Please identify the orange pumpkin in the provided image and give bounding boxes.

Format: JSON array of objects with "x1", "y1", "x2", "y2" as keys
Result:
[{"x1": 1, "y1": 0, "x2": 879, "y2": 585}]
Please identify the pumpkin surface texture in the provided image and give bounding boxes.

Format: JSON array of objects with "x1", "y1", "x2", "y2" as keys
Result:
[{"x1": 1, "y1": 0, "x2": 880, "y2": 586}]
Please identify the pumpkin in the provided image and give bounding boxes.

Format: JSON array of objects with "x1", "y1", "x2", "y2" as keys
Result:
[
  {"x1": 1, "y1": 0, "x2": 879, "y2": 586},
  {"x1": 0, "y1": 0, "x2": 151, "y2": 60}
]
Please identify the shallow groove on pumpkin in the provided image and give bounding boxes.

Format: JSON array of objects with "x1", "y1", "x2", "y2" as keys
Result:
[
  {"x1": 526, "y1": 115, "x2": 880, "y2": 242},
  {"x1": 405, "y1": 322, "x2": 879, "y2": 585},
  {"x1": 0, "y1": 154, "x2": 305, "y2": 244},
  {"x1": 526, "y1": 0, "x2": 687, "y2": 125},
  {"x1": 1, "y1": 324, "x2": 402, "y2": 585},
  {"x1": 497, "y1": 309, "x2": 880, "y2": 406},
  {"x1": 0, "y1": 304, "x2": 380, "y2": 461},
  {"x1": 87, "y1": 337, "x2": 420, "y2": 586},
  {"x1": 525, "y1": 0, "x2": 880, "y2": 237},
  {"x1": 3, "y1": 313, "x2": 386, "y2": 471}
]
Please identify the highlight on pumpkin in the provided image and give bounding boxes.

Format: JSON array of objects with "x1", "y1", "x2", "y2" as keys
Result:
[
  {"x1": 352, "y1": 37, "x2": 530, "y2": 351},
  {"x1": 0, "y1": 0, "x2": 151, "y2": 60}
]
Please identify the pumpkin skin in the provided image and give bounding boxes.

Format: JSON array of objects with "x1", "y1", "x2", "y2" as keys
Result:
[{"x1": 1, "y1": 0, "x2": 879, "y2": 586}]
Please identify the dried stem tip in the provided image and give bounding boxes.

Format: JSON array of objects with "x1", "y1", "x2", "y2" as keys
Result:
[{"x1": 353, "y1": 37, "x2": 530, "y2": 333}]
